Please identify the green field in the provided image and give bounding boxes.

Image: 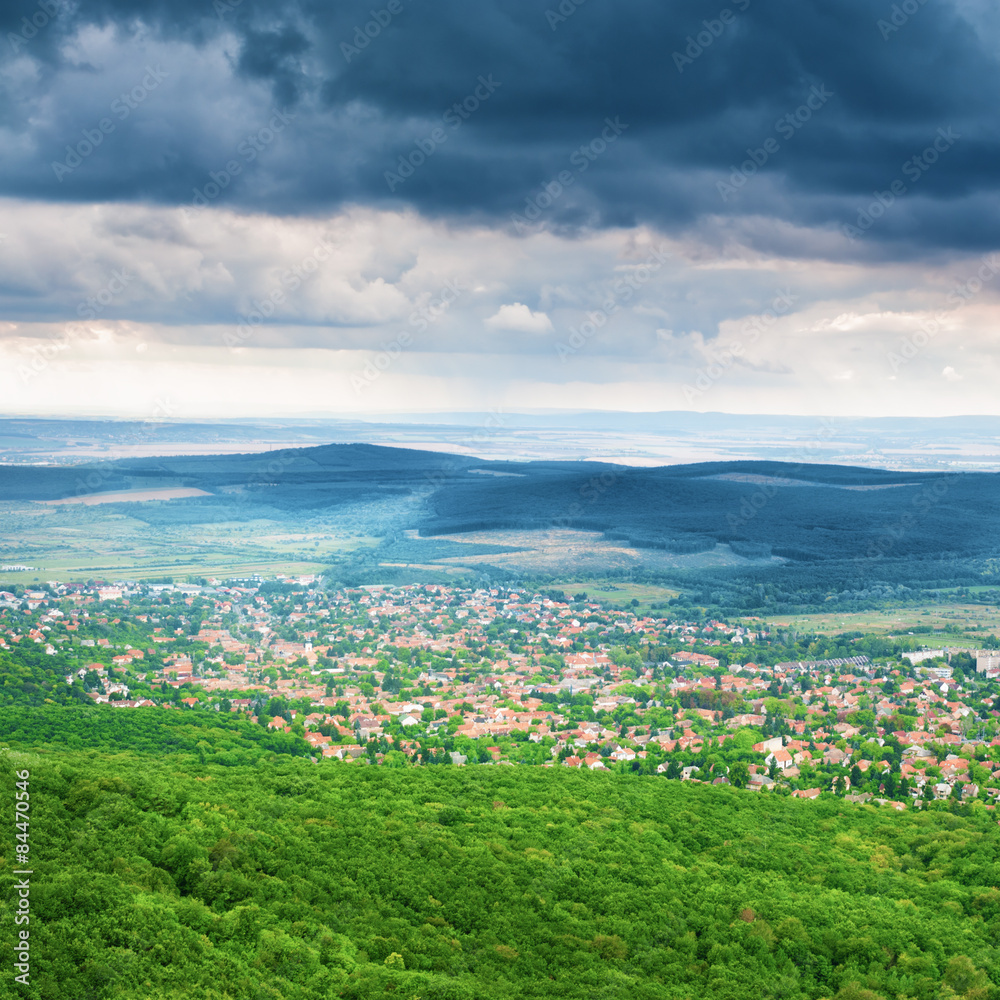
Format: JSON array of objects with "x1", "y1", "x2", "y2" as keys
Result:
[
  {"x1": 543, "y1": 579, "x2": 681, "y2": 610},
  {"x1": 746, "y1": 603, "x2": 1000, "y2": 644},
  {"x1": 0, "y1": 500, "x2": 380, "y2": 583}
]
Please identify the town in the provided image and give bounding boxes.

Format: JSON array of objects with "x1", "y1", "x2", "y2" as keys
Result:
[{"x1": 4, "y1": 576, "x2": 1000, "y2": 810}]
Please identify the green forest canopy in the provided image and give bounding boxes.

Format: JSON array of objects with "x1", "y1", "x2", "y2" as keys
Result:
[{"x1": 1, "y1": 745, "x2": 998, "y2": 1000}]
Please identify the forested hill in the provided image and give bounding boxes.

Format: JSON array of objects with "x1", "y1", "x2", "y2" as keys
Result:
[
  {"x1": 1, "y1": 442, "x2": 994, "y2": 563},
  {"x1": 421, "y1": 461, "x2": 976, "y2": 552},
  {"x1": 4, "y1": 446, "x2": 1000, "y2": 605},
  {"x1": 0, "y1": 443, "x2": 479, "y2": 502},
  {"x1": 2, "y1": 749, "x2": 999, "y2": 1000}
]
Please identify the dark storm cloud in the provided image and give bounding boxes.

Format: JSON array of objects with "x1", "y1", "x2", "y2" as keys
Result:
[{"x1": 2, "y1": 0, "x2": 998, "y2": 256}]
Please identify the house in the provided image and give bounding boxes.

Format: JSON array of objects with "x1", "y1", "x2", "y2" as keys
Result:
[{"x1": 792, "y1": 788, "x2": 822, "y2": 799}]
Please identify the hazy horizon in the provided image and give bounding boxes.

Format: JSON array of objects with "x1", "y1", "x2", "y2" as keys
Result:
[{"x1": 4, "y1": 411, "x2": 1000, "y2": 471}]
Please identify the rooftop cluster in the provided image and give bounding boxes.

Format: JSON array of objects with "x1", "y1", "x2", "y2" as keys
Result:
[{"x1": 4, "y1": 578, "x2": 1000, "y2": 809}]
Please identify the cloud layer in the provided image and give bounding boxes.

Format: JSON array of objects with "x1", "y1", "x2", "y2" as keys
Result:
[
  {"x1": 2, "y1": 0, "x2": 998, "y2": 257},
  {"x1": 2, "y1": 0, "x2": 997, "y2": 420},
  {"x1": 3, "y1": 201, "x2": 999, "y2": 418}
]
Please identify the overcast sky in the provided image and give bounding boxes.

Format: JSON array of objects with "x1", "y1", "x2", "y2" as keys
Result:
[{"x1": 2, "y1": 0, "x2": 998, "y2": 419}]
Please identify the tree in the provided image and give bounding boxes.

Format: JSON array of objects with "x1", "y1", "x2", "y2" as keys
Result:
[
  {"x1": 729, "y1": 760, "x2": 750, "y2": 789},
  {"x1": 941, "y1": 955, "x2": 988, "y2": 997}
]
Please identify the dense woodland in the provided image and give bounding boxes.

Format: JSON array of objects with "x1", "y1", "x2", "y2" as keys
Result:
[
  {"x1": 2, "y1": 740, "x2": 1000, "y2": 1000},
  {"x1": 5, "y1": 447, "x2": 1000, "y2": 611}
]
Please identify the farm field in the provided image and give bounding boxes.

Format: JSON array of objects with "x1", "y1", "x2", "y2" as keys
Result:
[
  {"x1": 0, "y1": 499, "x2": 378, "y2": 583},
  {"x1": 433, "y1": 528, "x2": 782, "y2": 576},
  {"x1": 37, "y1": 487, "x2": 213, "y2": 505},
  {"x1": 746, "y1": 603, "x2": 1000, "y2": 643},
  {"x1": 541, "y1": 578, "x2": 682, "y2": 609}
]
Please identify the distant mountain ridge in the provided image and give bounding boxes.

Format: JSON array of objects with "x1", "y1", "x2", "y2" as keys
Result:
[
  {"x1": 3, "y1": 443, "x2": 999, "y2": 609},
  {"x1": 0, "y1": 444, "x2": 994, "y2": 563}
]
